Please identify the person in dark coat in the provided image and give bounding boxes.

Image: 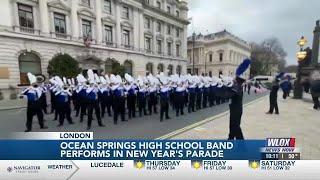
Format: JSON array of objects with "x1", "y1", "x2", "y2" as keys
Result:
[
  {"x1": 266, "y1": 79, "x2": 280, "y2": 114},
  {"x1": 310, "y1": 72, "x2": 320, "y2": 110}
]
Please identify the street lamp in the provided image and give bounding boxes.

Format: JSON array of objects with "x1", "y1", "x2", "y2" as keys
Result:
[{"x1": 294, "y1": 36, "x2": 307, "y2": 99}]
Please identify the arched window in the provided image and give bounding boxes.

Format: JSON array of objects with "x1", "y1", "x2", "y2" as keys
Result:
[
  {"x1": 176, "y1": 65, "x2": 182, "y2": 75},
  {"x1": 209, "y1": 71, "x2": 212, "y2": 77},
  {"x1": 167, "y1": 64, "x2": 173, "y2": 75},
  {"x1": 157, "y1": 63, "x2": 164, "y2": 73},
  {"x1": 146, "y1": 62, "x2": 153, "y2": 75},
  {"x1": 19, "y1": 52, "x2": 42, "y2": 85},
  {"x1": 105, "y1": 58, "x2": 115, "y2": 74},
  {"x1": 219, "y1": 70, "x2": 223, "y2": 77},
  {"x1": 124, "y1": 60, "x2": 133, "y2": 75}
]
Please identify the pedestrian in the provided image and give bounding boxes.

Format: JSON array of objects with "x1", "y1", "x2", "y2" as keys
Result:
[{"x1": 266, "y1": 78, "x2": 280, "y2": 115}]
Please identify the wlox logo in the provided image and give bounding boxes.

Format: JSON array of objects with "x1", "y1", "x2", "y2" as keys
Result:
[{"x1": 266, "y1": 138, "x2": 295, "y2": 147}]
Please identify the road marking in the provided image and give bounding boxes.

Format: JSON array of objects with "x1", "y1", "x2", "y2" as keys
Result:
[{"x1": 155, "y1": 95, "x2": 268, "y2": 140}]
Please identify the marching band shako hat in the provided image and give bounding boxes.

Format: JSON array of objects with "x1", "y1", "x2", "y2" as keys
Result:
[
  {"x1": 236, "y1": 58, "x2": 251, "y2": 80},
  {"x1": 27, "y1": 72, "x2": 37, "y2": 85}
]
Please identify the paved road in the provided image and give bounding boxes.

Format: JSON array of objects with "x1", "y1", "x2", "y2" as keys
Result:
[{"x1": 0, "y1": 92, "x2": 267, "y2": 139}]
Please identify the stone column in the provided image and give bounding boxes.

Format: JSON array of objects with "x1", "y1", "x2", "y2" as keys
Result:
[
  {"x1": 71, "y1": 0, "x2": 79, "y2": 40},
  {"x1": 115, "y1": 1, "x2": 122, "y2": 46},
  {"x1": 133, "y1": 8, "x2": 140, "y2": 50},
  {"x1": 39, "y1": 0, "x2": 49, "y2": 35},
  {"x1": 139, "y1": 10, "x2": 144, "y2": 50},
  {"x1": 95, "y1": 0, "x2": 102, "y2": 45}
]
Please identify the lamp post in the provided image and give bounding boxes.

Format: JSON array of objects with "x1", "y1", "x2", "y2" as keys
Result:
[
  {"x1": 293, "y1": 36, "x2": 307, "y2": 99},
  {"x1": 192, "y1": 32, "x2": 196, "y2": 75}
]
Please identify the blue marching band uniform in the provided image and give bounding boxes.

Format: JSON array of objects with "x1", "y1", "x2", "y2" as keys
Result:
[{"x1": 20, "y1": 59, "x2": 252, "y2": 139}]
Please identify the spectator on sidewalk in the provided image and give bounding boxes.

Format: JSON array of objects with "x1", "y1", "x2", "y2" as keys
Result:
[{"x1": 266, "y1": 78, "x2": 280, "y2": 115}]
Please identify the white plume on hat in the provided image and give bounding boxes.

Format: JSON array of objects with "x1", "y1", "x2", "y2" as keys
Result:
[
  {"x1": 94, "y1": 74, "x2": 101, "y2": 83},
  {"x1": 100, "y1": 76, "x2": 107, "y2": 84},
  {"x1": 87, "y1": 69, "x2": 95, "y2": 84},
  {"x1": 76, "y1": 74, "x2": 87, "y2": 84},
  {"x1": 67, "y1": 79, "x2": 72, "y2": 85},
  {"x1": 27, "y1": 72, "x2": 37, "y2": 84},
  {"x1": 110, "y1": 74, "x2": 117, "y2": 84},
  {"x1": 104, "y1": 74, "x2": 111, "y2": 84},
  {"x1": 125, "y1": 73, "x2": 134, "y2": 83},
  {"x1": 54, "y1": 76, "x2": 64, "y2": 87}
]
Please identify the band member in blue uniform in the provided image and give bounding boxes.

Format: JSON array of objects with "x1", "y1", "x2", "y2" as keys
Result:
[
  {"x1": 137, "y1": 83, "x2": 148, "y2": 117},
  {"x1": 55, "y1": 84, "x2": 74, "y2": 126},
  {"x1": 148, "y1": 83, "x2": 158, "y2": 115},
  {"x1": 202, "y1": 81, "x2": 210, "y2": 108},
  {"x1": 158, "y1": 75, "x2": 171, "y2": 122},
  {"x1": 175, "y1": 80, "x2": 186, "y2": 116},
  {"x1": 20, "y1": 73, "x2": 48, "y2": 132},
  {"x1": 187, "y1": 80, "x2": 196, "y2": 113},
  {"x1": 39, "y1": 84, "x2": 48, "y2": 114},
  {"x1": 99, "y1": 76, "x2": 112, "y2": 118},
  {"x1": 216, "y1": 59, "x2": 251, "y2": 140},
  {"x1": 196, "y1": 82, "x2": 203, "y2": 110},
  {"x1": 111, "y1": 75, "x2": 127, "y2": 124},
  {"x1": 86, "y1": 83, "x2": 104, "y2": 130}
]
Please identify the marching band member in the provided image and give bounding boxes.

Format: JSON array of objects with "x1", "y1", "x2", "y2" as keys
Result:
[
  {"x1": 216, "y1": 59, "x2": 251, "y2": 140},
  {"x1": 137, "y1": 76, "x2": 148, "y2": 117},
  {"x1": 111, "y1": 75, "x2": 127, "y2": 124},
  {"x1": 54, "y1": 77, "x2": 74, "y2": 127},
  {"x1": 124, "y1": 73, "x2": 137, "y2": 119},
  {"x1": 76, "y1": 74, "x2": 88, "y2": 123},
  {"x1": 187, "y1": 76, "x2": 197, "y2": 113},
  {"x1": 196, "y1": 80, "x2": 204, "y2": 110},
  {"x1": 99, "y1": 75, "x2": 112, "y2": 118},
  {"x1": 86, "y1": 71, "x2": 105, "y2": 130},
  {"x1": 147, "y1": 75, "x2": 158, "y2": 115},
  {"x1": 266, "y1": 73, "x2": 282, "y2": 115},
  {"x1": 20, "y1": 73, "x2": 48, "y2": 132},
  {"x1": 175, "y1": 79, "x2": 186, "y2": 116},
  {"x1": 202, "y1": 78, "x2": 210, "y2": 108},
  {"x1": 158, "y1": 74, "x2": 171, "y2": 122}
]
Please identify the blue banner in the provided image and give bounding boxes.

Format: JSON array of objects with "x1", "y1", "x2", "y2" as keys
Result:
[{"x1": 0, "y1": 140, "x2": 265, "y2": 160}]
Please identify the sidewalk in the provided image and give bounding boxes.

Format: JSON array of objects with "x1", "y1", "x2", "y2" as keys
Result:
[
  {"x1": 171, "y1": 93, "x2": 320, "y2": 160},
  {"x1": 0, "y1": 98, "x2": 26, "y2": 110}
]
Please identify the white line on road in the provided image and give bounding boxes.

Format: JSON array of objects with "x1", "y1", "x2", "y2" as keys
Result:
[{"x1": 155, "y1": 95, "x2": 268, "y2": 140}]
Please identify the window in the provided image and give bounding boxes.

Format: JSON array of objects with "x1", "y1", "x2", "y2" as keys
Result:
[
  {"x1": 104, "y1": 0, "x2": 112, "y2": 14},
  {"x1": 156, "y1": 21, "x2": 161, "y2": 32},
  {"x1": 167, "y1": 25, "x2": 171, "y2": 35},
  {"x1": 144, "y1": 17, "x2": 151, "y2": 29},
  {"x1": 176, "y1": 28, "x2": 180, "y2": 37},
  {"x1": 209, "y1": 71, "x2": 212, "y2": 77},
  {"x1": 122, "y1": 6, "x2": 129, "y2": 19},
  {"x1": 158, "y1": 64, "x2": 164, "y2": 73},
  {"x1": 146, "y1": 63, "x2": 153, "y2": 74},
  {"x1": 168, "y1": 65, "x2": 173, "y2": 75},
  {"x1": 167, "y1": 6, "x2": 171, "y2": 14},
  {"x1": 19, "y1": 52, "x2": 41, "y2": 85},
  {"x1": 219, "y1": 52, "x2": 223, "y2": 62},
  {"x1": 81, "y1": 0, "x2": 90, "y2": 7},
  {"x1": 176, "y1": 65, "x2": 182, "y2": 75},
  {"x1": 209, "y1": 54, "x2": 213, "y2": 62},
  {"x1": 123, "y1": 29, "x2": 130, "y2": 46},
  {"x1": 145, "y1": 37, "x2": 151, "y2": 52},
  {"x1": 176, "y1": 10, "x2": 180, "y2": 17},
  {"x1": 176, "y1": 44, "x2": 180, "y2": 57},
  {"x1": 124, "y1": 60, "x2": 133, "y2": 75},
  {"x1": 104, "y1": 25, "x2": 113, "y2": 43},
  {"x1": 82, "y1": 19, "x2": 91, "y2": 37},
  {"x1": 18, "y1": 4, "x2": 34, "y2": 29},
  {"x1": 156, "y1": 1, "x2": 161, "y2": 9},
  {"x1": 157, "y1": 40, "x2": 162, "y2": 54},
  {"x1": 54, "y1": 13, "x2": 66, "y2": 34},
  {"x1": 167, "y1": 42, "x2": 172, "y2": 56}
]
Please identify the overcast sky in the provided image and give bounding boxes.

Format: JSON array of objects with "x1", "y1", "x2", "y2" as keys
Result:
[{"x1": 187, "y1": 0, "x2": 320, "y2": 65}]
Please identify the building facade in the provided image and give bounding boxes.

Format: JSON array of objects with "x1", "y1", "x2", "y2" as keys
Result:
[
  {"x1": 187, "y1": 30, "x2": 251, "y2": 78},
  {"x1": 0, "y1": 0, "x2": 189, "y2": 91}
]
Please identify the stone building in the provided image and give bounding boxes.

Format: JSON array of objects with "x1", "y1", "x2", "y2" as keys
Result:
[
  {"x1": 187, "y1": 30, "x2": 251, "y2": 78},
  {"x1": 0, "y1": 0, "x2": 189, "y2": 93}
]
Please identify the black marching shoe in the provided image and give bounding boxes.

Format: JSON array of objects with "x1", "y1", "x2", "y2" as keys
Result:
[
  {"x1": 24, "y1": 129, "x2": 31, "y2": 132},
  {"x1": 86, "y1": 126, "x2": 91, "y2": 130},
  {"x1": 57, "y1": 124, "x2": 63, "y2": 127}
]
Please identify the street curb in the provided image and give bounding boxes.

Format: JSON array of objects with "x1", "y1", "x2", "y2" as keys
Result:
[
  {"x1": 155, "y1": 94, "x2": 268, "y2": 140},
  {"x1": 0, "y1": 106, "x2": 26, "y2": 111}
]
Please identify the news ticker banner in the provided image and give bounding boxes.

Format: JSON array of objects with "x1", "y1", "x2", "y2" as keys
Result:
[{"x1": 0, "y1": 132, "x2": 318, "y2": 180}]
